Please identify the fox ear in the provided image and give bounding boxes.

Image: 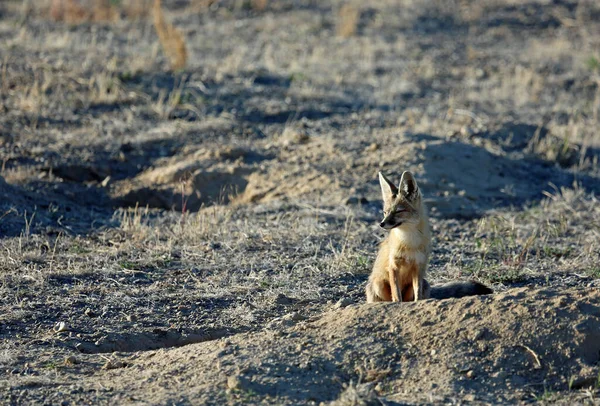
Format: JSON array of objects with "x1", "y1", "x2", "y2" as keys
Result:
[
  {"x1": 378, "y1": 172, "x2": 398, "y2": 204},
  {"x1": 399, "y1": 171, "x2": 419, "y2": 201}
]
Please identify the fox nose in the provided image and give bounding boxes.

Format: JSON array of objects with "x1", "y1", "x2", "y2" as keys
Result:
[{"x1": 379, "y1": 221, "x2": 385, "y2": 228}]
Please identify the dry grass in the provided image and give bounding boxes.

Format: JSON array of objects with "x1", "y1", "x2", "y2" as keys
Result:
[
  {"x1": 150, "y1": 76, "x2": 201, "y2": 119},
  {"x1": 43, "y1": 0, "x2": 151, "y2": 23},
  {"x1": 251, "y1": 0, "x2": 268, "y2": 11},
  {"x1": 152, "y1": 0, "x2": 187, "y2": 71},
  {"x1": 17, "y1": 77, "x2": 45, "y2": 113},
  {"x1": 488, "y1": 65, "x2": 544, "y2": 107},
  {"x1": 444, "y1": 186, "x2": 600, "y2": 286},
  {"x1": 49, "y1": 0, "x2": 86, "y2": 23},
  {"x1": 337, "y1": 4, "x2": 359, "y2": 38},
  {"x1": 88, "y1": 70, "x2": 124, "y2": 105},
  {"x1": 49, "y1": 0, "x2": 118, "y2": 23},
  {"x1": 527, "y1": 129, "x2": 579, "y2": 169},
  {"x1": 124, "y1": 0, "x2": 151, "y2": 20},
  {"x1": 1, "y1": 1, "x2": 600, "y2": 402}
]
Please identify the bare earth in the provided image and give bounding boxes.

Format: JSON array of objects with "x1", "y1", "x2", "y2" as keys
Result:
[{"x1": 1, "y1": 0, "x2": 600, "y2": 404}]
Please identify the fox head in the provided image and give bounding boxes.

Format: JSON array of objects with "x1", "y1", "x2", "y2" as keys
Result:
[{"x1": 378, "y1": 171, "x2": 422, "y2": 230}]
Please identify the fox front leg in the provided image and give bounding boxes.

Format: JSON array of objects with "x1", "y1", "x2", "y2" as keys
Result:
[
  {"x1": 388, "y1": 266, "x2": 402, "y2": 302},
  {"x1": 412, "y1": 274, "x2": 422, "y2": 301}
]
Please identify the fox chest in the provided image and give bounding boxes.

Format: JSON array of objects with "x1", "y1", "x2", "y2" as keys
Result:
[
  {"x1": 387, "y1": 228, "x2": 428, "y2": 270},
  {"x1": 389, "y1": 248, "x2": 427, "y2": 268}
]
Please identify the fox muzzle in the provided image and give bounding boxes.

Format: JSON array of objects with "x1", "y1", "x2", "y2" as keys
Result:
[{"x1": 380, "y1": 214, "x2": 401, "y2": 230}]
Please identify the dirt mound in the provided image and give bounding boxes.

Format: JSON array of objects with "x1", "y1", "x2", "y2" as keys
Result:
[
  {"x1": 110, "y1": 145, "x2": 263, "y2": 211},
  {"x1": 236, "y1": 134, "x2": 352, "y2": 205},
  {"x1": 237, "y1": 167, "x2": 337, "y2": 204},
  {"x1": 110, "y1": 134, "x2": 353, "y2": 210},
  {"x1": 88, "y1": 287, "x2": 600, "y2": 404}
]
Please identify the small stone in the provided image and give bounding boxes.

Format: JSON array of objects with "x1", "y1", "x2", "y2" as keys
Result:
[
  {"x1": 470, "y1": 329, "x2": 485, "y2": 341},
  {"x1": 333, "y1": 298, "x2": 352, "y2": 309},
  {"x1": 283, "y1": 312, "x2": 305, "y2": 322},
  {"x1": 430, "y1": 349, "x2": 437, "y2": 356},
  {"x1": 64, "y1": 356, "x2": 79, "y2": 366},
  {"x1": 461, "y1": 312, "x2": 473, "y2": 321},
  {"x1": 460, "y1": 126, "x2": 474, "y2": 137},
  {"x1": 226, "y1": 375, "x2": 244, "y2": 390},
  {"x1": 84, "y1": 308, "x2": 97, "y2": 318},
  {"x1": 466, "y1": 370, "x2": 475, "y2": 379},
  {"x1": 365, "y1": 143, "x2": 379, "y2": 152},
  {"x1": 280, "y1": 128, "x2": 309, "y2": 146},
  {"x1": 126, "y1": 314, "x2": 137, "y2": 322},
  {"x1": 53, "y1": 322, "x2": 68, "y2": 333},
  {"x1": 102, "y1": 360, "x2": 127, "y2": 370}
]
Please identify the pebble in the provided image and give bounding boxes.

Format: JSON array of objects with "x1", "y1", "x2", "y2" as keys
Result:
[
  {"x1": 102, "y1": 360, "x2": 127, "y2": 370},
  {"x1": 53, "y1": 322, "x2": 68, "y2": 333},
  {"x1": 226, "y1": 375, "x2": 246, "y2": 390},
  {"x1": 64, "y1": 356, "x2": 79, "y2": 366},
  {"x1": 333, "y1": 298, "x2": 352, "y2": 309},
  {"x1": 282, "y1": 312, "x2": 305, "y2": 322}
]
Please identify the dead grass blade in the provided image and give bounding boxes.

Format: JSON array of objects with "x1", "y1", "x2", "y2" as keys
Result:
[
  {"x1": 153, "y1": 0, "x2": 188, "y2": 71},
  {"x1": 337, "y1": 3, "x2": 359, "y2": 38}
]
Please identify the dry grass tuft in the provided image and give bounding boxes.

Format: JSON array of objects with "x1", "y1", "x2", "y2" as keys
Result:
[
  {"x1": 50, "y1": 0, "x2": 86, "y2": 23},
  {"x1": 47, "y1": 0, "x2": 150, "y2": 23},
  {"x1": 251, "y1": 0, "x2": 268, "y2": 11},
  {"x1": 153, "y1": 0, "x2": 188, "y2": 71},
  {"x1": 528, "y1": 131, "x2": 579, "y2": 168},
  {"x1": 124, "y1": 0, "x2": 151, "y2": 20},
  {"x1": 91, "y1": 0, "x2": 119, "y2": 22},
  {"x1": 49, "y1": 0, "x2": 118, "y2": 23},
  {"x1": 337, "y1": 3, "x2": 359, "y2": 38}
]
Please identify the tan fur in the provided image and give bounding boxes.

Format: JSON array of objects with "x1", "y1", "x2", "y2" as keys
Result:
[
  {"x1": 153, "y1": 0, "x2": 187, "y2": 70},
  {"x1": 366, "y1": 171, "x2": 431, "y2": 303},
  {"x1": 366, "y1": 171, "x2": 493, "y2": 302}
]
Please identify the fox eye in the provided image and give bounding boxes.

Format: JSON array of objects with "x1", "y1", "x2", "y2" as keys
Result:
[{"x1": 395, "y1": 207, "x2": 407, "y2": 213}]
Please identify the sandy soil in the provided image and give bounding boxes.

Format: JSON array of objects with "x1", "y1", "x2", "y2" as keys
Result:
[{"x1": 1, "y1": 0, "x2": 600, "y2": 404}]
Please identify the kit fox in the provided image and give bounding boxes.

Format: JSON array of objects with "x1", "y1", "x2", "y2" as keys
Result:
[{"x1": 365, "y1": 171, "x2": 492, "y2": 303}]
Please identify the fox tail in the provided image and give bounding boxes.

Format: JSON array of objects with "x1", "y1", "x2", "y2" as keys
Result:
[{"x1": 430, "y1": 281, "x2": 492, "y2": 300}]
